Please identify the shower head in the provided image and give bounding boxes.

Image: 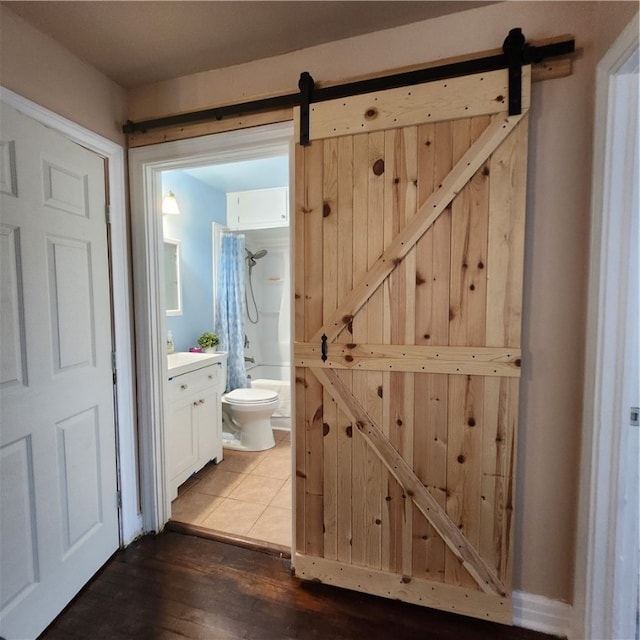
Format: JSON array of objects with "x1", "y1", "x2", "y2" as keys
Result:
[{"x1": 245, "y1": 248, "x2": 268, "y2": 268}]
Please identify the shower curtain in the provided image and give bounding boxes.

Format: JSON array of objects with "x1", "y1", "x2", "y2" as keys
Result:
[{"x1": 214, "y1": 233, "x2": 249, "y2": 391}]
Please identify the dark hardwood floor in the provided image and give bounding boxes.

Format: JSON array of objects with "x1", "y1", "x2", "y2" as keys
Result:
[{"x1": 40, "y1": 532, "x2": 558, "y2": 640}]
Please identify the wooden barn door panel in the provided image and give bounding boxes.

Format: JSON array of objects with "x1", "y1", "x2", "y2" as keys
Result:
[{"x1": 293, "y1": 67, "x2": 529, "y2": 624}]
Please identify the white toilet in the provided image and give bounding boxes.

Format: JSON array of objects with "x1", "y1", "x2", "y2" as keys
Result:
[{"x1": 221, "y1": 387, "x2": 279, "y2": 451}]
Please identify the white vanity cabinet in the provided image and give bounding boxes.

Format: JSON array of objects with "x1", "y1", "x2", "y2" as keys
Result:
[
  {"x1": 226, "y1": 187, "x2": 288, "y2": 229},
  {"x1": 166, "y1": 353, "x2": 227, "y2": 500}
]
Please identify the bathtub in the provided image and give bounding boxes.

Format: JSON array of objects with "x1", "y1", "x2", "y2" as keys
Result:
[
  {"x1": 246, "y1": 364, "x2": 291, "y2": 430},
  {"x1": 246, "y1": 364, "x2": 289, "y2": 381}
]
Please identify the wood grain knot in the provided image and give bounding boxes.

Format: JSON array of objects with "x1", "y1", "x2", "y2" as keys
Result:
[
  {"x1": 377, "y1": 386, "x2": 383, "y2": 398},
  {"x1": 457, "y1": 455, "x2": 466, "y2": 464},
  {"x1": 416, "y1": 273, "x2": 426, "y2": 285},
  {"x1": 313, "y1": 406, "x2": 323, "y2": 422},
  {"x1": 296, "y1": 469, "x2": 307, "y2": 478},
  {"x1": 295, "y1": 376, "x2": 308, "y2": 388},
  {"x1": 495, "y1": 94, "x2": 505, "y2": 103},
  {"x1": 467, "y1": 418, "x2": 476, "y2": 427},
  {"x1": 401, "y1": 576, "x2": 412, "y2": 584},
  {"x1": 346, "y1": 343, "x2": 357, "y2": 349},
  {"x1": 372, "y1": 158, "x2": 385, "y2": 176},
  {"x1": 323, "y1": 202, "x2": 331, "y2": 217},
  {"x1": 482, "y1": 165, "x2": 490, "y2": 176},
  {"x1": 364, "y1": 107, "x2": 378, "y2": 120},
  {"x1": 406, "y1": 489, "x2": 414, "y2": 497},
  {"x1": 515, "y1": 358, "x2": 521, "y2": 367},
  {"x1": 342, "y1": 314, "x2": 354, "y2": 325},
  {"x1": 344, "y1": 355, "x2": 354, "y2": 362},
  {"x1": 385, "y1": 495, "x2": 392, "y2": 502},
  {"x1": 323, "y1": 422, "x2": 330, "y2": 436},
  {"x1": 375, "y1": 518, "x2": 382, "y2": 525},
  {"x1": 346, "y1": 425, "x2": 353, "y2": 438},
  {"x1": 396, "y1": 418, "x2": 403, "y2": 427}
]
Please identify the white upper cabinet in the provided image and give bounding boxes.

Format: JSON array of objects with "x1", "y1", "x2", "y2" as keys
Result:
[{"x1": 226, "y1": 186, "x2": 288, "y2": 229}]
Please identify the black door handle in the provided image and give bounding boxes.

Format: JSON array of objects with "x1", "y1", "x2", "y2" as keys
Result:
[{"x1": 321, "y1": 334, "x2": 328, "y2": 362}]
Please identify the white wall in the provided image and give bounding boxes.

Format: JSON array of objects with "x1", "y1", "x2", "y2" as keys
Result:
[
  {"x1": 244, "y1": 227, "x2": 291, "y2": 368},
  {"x1": 0, "y1": 5, "x2": 127, "y2": 144}
]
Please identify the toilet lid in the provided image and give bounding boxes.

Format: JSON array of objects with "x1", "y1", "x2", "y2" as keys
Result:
[{"x1": 224, "y1": 387, "x2": 278, "y2": 405}]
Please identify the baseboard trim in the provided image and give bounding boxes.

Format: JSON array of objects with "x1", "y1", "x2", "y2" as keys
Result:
[{"x1": 513, "y1": 591, "x2": 572, "y2": 638}]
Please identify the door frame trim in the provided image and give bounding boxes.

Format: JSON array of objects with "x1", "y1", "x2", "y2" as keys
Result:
[
  {"x1": 573, "y1": 14, "x2": 639, "y2": 640},
  {"x1": 0, "y1": 87, "x2": 140, "y2": 544},
  {"x1": 128, "y1": 121, "x2": 294, "y2": 533}
]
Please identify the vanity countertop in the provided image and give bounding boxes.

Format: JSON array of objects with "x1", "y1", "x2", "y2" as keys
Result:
[{"x1": 167, "y1": 351, "x2": 226, "y2": 378}]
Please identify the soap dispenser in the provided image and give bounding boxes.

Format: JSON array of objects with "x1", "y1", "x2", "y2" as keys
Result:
[{"x1": 167, "y1": 330, "x2": 175, "y2": 354}]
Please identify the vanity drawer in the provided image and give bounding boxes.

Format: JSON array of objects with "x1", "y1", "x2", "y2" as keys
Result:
[{"x1": 167, "y1": 364, "x2": 221, "y2": 401}]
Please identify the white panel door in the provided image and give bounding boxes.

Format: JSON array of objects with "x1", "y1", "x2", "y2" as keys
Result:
[{"x1": 0, "y1": 104, "x2": 119, "y2": 639}]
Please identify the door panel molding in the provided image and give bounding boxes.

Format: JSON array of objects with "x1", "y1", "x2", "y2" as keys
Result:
[
  {"x1": 0, "y1": 86, "x2": 139, "y2": 546},
  {"x1": 0, "y1": 101, "x2": 119, "y2": 639}
]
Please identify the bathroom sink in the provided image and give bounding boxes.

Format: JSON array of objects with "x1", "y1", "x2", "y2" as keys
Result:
[{"x1": 167, "y1": 351, "x2": 226, "y2": 378}]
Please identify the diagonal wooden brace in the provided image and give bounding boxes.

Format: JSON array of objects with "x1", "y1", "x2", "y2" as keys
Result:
[
  {"x1": 311, "y1": 111, "x2": 526, "y2": 345},
  {"x1": 310, "y1": 366, "x2": 509, "y2": 597}
]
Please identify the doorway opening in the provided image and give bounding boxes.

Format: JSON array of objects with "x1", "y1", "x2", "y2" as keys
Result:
[
  {"x1": 128, "y1": 121, "x2": 294, "y2": 552},
  {"x1": 163, "y1": 154, "x2": 292, "y2": 551}
]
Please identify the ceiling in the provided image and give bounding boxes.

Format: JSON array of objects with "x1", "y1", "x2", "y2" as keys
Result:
[
  {"x1": 4, "y1": 1, "x2": 494, "y2": 89},
  {"x1": 4, "y1": 1, "x2": 494, "y2": 192}
]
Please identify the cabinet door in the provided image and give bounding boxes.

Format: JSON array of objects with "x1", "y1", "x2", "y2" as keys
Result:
[
  {"x1": 227, "y1": 187, "x2": 288, "y2": 229},
  {"x1": 197, "y1": 386, "x2": 221, "y2": 468},
  {"x1": 166, "y1": 363, "x2": 225, "y2": 499},
  {"x1": 166, "y1": 399, "x2": 198, "y2": 498}
]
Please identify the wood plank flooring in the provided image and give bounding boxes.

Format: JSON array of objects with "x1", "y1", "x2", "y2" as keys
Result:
[{"x1": 40, "y1": 532, "x2": 558, "y2": 640}]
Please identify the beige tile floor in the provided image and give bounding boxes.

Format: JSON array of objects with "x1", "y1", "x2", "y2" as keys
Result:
[{"x1": 171, "y1": 429, "x2": 292, "y2": 548}]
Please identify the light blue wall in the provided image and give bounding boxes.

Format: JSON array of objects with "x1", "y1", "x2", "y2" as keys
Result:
[{"x1": 162, "y1": 171, "x2": 226, "y2": 352}]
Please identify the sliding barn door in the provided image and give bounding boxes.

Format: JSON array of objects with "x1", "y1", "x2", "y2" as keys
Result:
[{"x1": 293, "y1": 67, "x2": 530, "y2": 623}]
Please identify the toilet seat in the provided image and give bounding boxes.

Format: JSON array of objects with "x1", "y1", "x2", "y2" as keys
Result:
[{"x1": 223, "y1": 388, "x2": 278, "y2": 405}]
